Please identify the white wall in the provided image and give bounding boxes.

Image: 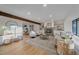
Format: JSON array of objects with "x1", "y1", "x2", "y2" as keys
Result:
[
  {"x1": 33, "y1": 24, "x2": 40, "y2": 33},
  {"x1": 64, "y1": 17, "x2": 73, "y2": 32}
]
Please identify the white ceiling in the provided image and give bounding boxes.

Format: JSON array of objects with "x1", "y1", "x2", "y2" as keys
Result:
[{"x1": 0, "y1": 4, "x2": 79, "y2": 23}]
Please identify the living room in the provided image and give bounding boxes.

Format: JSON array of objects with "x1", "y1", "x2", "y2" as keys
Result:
[{"x1": 0, "y1": 4, "x2": 79, "y2": 55}]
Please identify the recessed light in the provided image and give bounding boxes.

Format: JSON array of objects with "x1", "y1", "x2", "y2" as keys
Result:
[
  {"x1": 27, "y1": 12, "x2": 31, "y2": 15},
  {"x1": 43, "y1": 4, "x2": 47, "y2": 7},
  {"x1": 38, "y1": 18, "x2": 41, "y2": 20},
  {"x1": 49, "y1": 14, "x2": 52, "y2": 18}
]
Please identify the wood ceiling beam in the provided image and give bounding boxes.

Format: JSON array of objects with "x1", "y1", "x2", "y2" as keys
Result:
[{"x1": 0, "y1": 11, "x2": 41, "y2": 25}]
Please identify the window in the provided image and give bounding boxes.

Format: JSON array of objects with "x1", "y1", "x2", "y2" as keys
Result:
[{"x1": 72, "y1": 18, "x2": 79, "y2": 36}]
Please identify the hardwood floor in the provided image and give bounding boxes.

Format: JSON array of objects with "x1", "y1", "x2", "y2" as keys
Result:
[{"x1": 0, "y1": 35, "x2": 48, "y2": 55}]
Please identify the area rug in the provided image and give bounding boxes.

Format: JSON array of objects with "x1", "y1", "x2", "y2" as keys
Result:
[{"x1": 26, "y1": 37, "x2": 57, "y2": 55}]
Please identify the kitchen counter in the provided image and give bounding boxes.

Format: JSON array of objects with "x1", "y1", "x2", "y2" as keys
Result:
[{"x1": 0, "y1": 33, "x2": 23, "y2": 45}]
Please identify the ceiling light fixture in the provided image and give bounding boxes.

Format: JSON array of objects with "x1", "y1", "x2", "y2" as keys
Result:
[
  {"x1": 27, "y1": 12, "x2": 31, "y2": 15},
  {"x1": 43, "y1": 4, "x2": 47, "y2": 7},
  {"x1": 38, "y1": 18, "x2": 41, "y2": 20},
  {"x1": 49, "y1": 14, "x2": 52, "y2": 18}
]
